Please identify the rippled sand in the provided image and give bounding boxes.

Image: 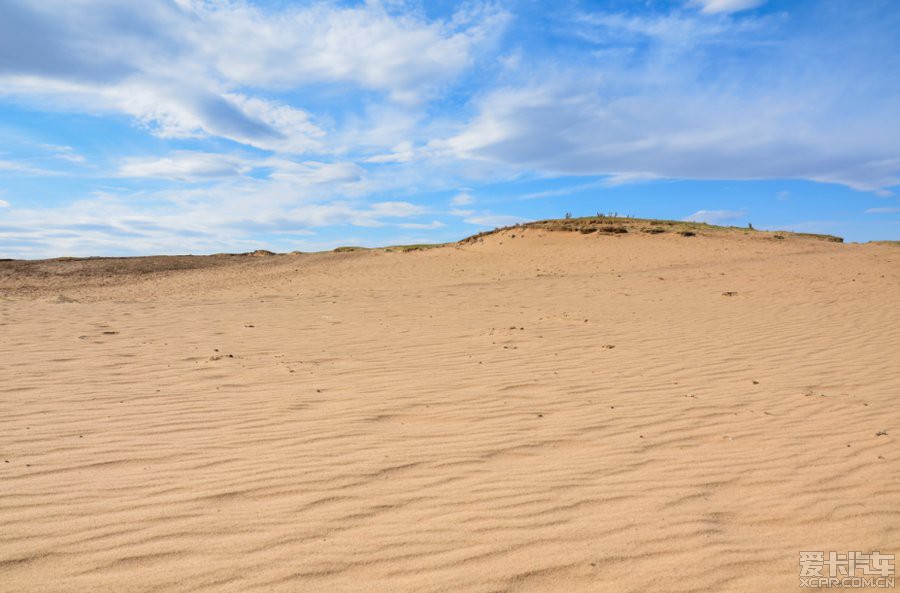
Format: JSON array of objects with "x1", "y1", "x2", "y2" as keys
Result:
[{"x1": 2, "y1": 226, "x2": 898, "y2": 592}]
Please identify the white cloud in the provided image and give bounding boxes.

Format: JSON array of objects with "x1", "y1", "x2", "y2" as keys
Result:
[
  {"x1": 864, "y1": 207, "x2": 900, "y2": 214},
  {"x1": 520, "y1": 181, "x2": 603, "y2": 200},
  {"x1": 267, "y1": 160, "x2": 365, "y2": 187},
  {"x1": 450, "y1": 192, "x2": 474, "y2": 206},
  {"x1": 119, "y1": 152, "x2": 253, "y2": 181},
  {"x1": 0, "y1": 199, "x2": 10, "y2": 208},
  {"x1": 777, "y1": 190, "x2": 790, "y2": 200},
  {"x1": 369, "y1": 201, "x2": 425, "y2": 218},
  {"x1": 191, "y1": 1, "x2": 507, "y2": 104},
  {"x1": 464, "y1": 214, "x2": 529, "y2": 227},
  {"x1": 439, "y1": 26, "x2": 900, "y2": 193},
  {"x1": 0, "y1": 0, "x2": 506, "y2": 153},
  {"x1": 683, "y1": 209, "x2": 747, "y2": 224},
  {"x1": 0, "y1": 186, "x2": 428, "y2": 258},
  {"x1": 517, "y1": 174, "x2": 657, "y2": 201},
  {"x1": 365, "y1": 152, "x2": 414, "y2": 164},
  {"x1": 42, "y1": 144, "x2": 85, "y2": 164},
  {"x1": 875, "y1": 189, "x2": 895, "y2": 198},
  {"x1": 278, "y1": 201, "x2": 424, "y2": 229},
  {"x1": 604, "y1": 172, "x2": 661, "y2": 186},
  {"x1": 576, "y1": 10, "x2": 761, "y2": 46},
  {"x1": 397, "y1": 220, "x2": 445, "y2": 229},
  {"x1": 689, "y1": 0, "x2": 766, "y2": 14},
  {"x1": 118, "y1": 152, "x2": 370, "y2": 190},
  {"x1": 0, "y1": 159, "x2": 60, "y2": 176},
  {"x1": 222, "y1": 94, "x2": 324, "y2": 153},
  {"x1": 364, "y1": 141, "x2": 417, "y2": 164}
]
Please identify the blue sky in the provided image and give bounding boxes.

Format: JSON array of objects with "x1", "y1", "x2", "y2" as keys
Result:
[{"x1": 0, "y1": 0, "x2": 898, "y2": 257}]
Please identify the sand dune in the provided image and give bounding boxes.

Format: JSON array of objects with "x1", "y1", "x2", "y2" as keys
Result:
[{"x1": 1, "y1": 223, "x2": 898, "y2": 592}]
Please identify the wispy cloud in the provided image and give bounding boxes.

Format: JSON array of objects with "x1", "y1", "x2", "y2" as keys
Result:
[
  {"x1": 0, "y1": 190, "x2": 431, "y2": 258},
  {"x1": 0, "y1": 159, "x2": 61, "y2": 176},
  {"x1": 439, "y1": 6, "x2": 900, "y2": 194},
  {"x1": 689, "y1": 0, "x2": 767, "y2": 15},
  {"x1": 464, "y1": 213, "x2": 529, "y2": 227},
  {"x1": 0, "y1": 0, "x2": 506, "y2": 149},
  {"x1": 42, "y1": 144, "x2": 85, "y2": 164},
  {"x1": 397, "y1": 220, "x2": 445, "y2": 230},
  {"x1": 118, "y1": 152, "x2": 253, "y2": 182},
  {"x1": 450, "y1": 192, "x2": 474, "y2": 206},
  {"x1": 521, "y1": 174, "x2": 661, "y2": 201},
  {"x1": 684, "y1": 209, "x2": 747, "y2": 224}
]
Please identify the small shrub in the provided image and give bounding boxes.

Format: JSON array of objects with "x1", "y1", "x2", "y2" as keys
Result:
[{"x1": 599, "y1": 225, "x2": 628, "y2": 234}]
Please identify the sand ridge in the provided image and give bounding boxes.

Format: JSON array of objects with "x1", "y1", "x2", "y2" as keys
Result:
[{"x1": 1, "y1": 227, "x2": 898, "y2": 592}]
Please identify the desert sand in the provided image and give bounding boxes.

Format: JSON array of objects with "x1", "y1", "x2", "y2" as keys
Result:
[{"x1": 1, "y1": 220, "x2": 898, "y2": 592}]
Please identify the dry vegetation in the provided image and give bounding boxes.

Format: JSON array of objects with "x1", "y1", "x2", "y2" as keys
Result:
[{"x1": 460, "y1": 215, "x2": 844, "y2": 244}]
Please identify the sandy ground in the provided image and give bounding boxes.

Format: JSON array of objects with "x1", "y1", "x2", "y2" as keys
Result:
[{"x1": 1, "y1": 227, "x2": 898, "y2": 592}]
